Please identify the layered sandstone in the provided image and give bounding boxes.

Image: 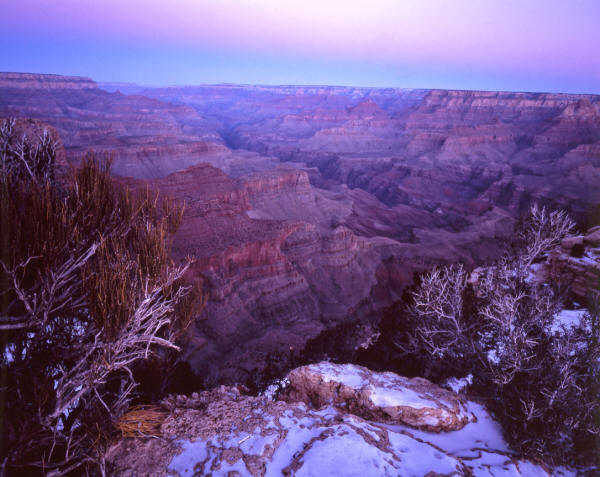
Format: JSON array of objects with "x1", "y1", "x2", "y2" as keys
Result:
[
  {"x1": 0, "y1": 74, "x2": 224, "y2": 179},
  {"x1": 132, "y1": 162, "x2": 512, "y2": 382}
]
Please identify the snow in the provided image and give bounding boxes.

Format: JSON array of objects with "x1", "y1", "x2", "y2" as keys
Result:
[
  {"x1": 316, "y1": 362, "x2": 366, "y2": 388},
  {"x1": 164, "y1": 398, "x2": 567, "y2": 477},
  {"x1": 262, "y1": 377, "x2": 290, "y2": 400},
  {"x1": 294, "y1": 419, "x2": 459, "y2": 477},
  {"x1": 571, "y1": 250, "x2": 599, "y2": 266},
  {"x1": 384, "y1": 430, "x2": 461, "y2": 476},
  {"x1": 552, "y1": 308, "x2": 588, "y2": 333},
  {"x1": 315, "y1": 362, "x2": 458, "y2": 415},
  {"x1": 165, "y1": 400, "x2": 560, "y2": 476},
  {"x1": 369, "y1": 384, "x2": 435, "y2": 410},
  {"x1": 139, "y1": 359, "x2": 587, "y2": 475},
  {"x1": 164, "y1": 363, "x2": 579, "y2": 476},
  {"x1": 526, "y1": 262, "x2": 544, "y2": 283},
  {"x1": 238, "y1": 431, "x2": 278, "y2": 455},
  {"x1": 444, "y1": 374, "x2": 473, "y2": 393},
  {"x1": 468, "y1": 452, "x2": 550, "y2": 476},
  {"x1": 168, "y1": 440, "x2": 208, "y2": 477},
  {"x1": 487, "y1": 348, "x2": 499, "y2": 364},
  {"x1": 3, "y1": 344, "x2": 15, "y2": 363},
  {"x1": 386, "y1": 401, "x2": 509, "y2": 458}
]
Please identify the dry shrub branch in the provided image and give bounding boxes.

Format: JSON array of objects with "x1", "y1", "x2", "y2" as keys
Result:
[
  {"x1": 0, "y1": 119, "x2": 203, "y2": 476},
  {"x1": 395, "y1": 204, "x2": 600, "y2": 465}
]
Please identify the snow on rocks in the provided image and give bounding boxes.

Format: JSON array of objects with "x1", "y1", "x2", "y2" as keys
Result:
[
  {"x1": 552, "y1": 308, "x2": 588, "y2": 333},
  {"x1": 105, "y1": 377, "x2": 560, "y2": 477},
  {"x1": 281, "y1": 362, "x2": 474, "y2": 432},
  {"x1": 443, "y1": 374, "x2": 473, "y2": 394}
]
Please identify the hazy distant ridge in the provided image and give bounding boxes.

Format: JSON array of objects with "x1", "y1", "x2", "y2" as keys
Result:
[{"x1": 0, "y1": 72, "x2": 97, "y2": 90}]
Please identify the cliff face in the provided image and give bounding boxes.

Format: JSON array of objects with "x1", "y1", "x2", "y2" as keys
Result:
[
  {"x1": 215, "y1": 88, "x2": 600, "y2": 220},
  {"x1": 0, "y1": 72, "x2": 97, "y2": 90},
  {"x1": 2, "y1": 75, "x2": 599, "y2": 383},
  {"x1": 136, "y1": 162, "x2": 512, "y2": 382},
  {"x1": 0, "y1": 74, "x2": 227, "y2": 179},
  {"x1": 141, "y1": 84, "x2": 599, "y2": 222}
]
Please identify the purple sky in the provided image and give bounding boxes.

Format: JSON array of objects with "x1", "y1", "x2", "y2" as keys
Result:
[{"x1": 1, "y1": 0, "x2": 599, "y2": 93}]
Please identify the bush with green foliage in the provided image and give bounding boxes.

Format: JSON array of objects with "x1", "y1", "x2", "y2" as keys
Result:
[{"x1": 0, "y1": 119, "x2": 202, "y2": 476}]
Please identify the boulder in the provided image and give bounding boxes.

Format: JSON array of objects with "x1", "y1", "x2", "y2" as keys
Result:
[
  {"x1": 584, "y1": 226, "x2": 600, "y2": 247},
  {"x1": 549, "y1": 232, "x2": 600, "y2": 300},
  {"x1": 561, "y1": 235, "x2": 584, "y2": 250},
  {"x1": 280, "y1": 362, "x2": 474, "y2": 432}
]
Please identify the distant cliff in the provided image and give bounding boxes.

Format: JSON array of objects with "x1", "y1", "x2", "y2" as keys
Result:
[{"x1": 0, "y1": 72, "x2": 98, "y2": 89}]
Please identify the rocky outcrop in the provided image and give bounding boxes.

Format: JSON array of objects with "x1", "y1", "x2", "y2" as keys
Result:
[
  {"x1": 105, "y1": 365, "x2": 566, "y2": 477},
  {"x1": 549, "y1": 226, "x2": 600, "y2": 300},
  {"x1": 281, "y1": 363, "x2": 474, "y2": 432}
]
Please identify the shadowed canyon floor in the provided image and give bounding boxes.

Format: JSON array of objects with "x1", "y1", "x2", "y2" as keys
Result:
[{"x1": 2, "y1": 73, "x2": 600, "y2": 383}]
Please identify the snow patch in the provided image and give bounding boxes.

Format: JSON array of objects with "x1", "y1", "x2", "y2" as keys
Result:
[
  {"x1": 444, "y1": 374, "x2": 473, "y2": 393},
  {"x1": 388, "y1": 401, "x2": 510, "y2": 457},
  {"x1": 315, "y1": 362, "x2": 366, "y2": 388},
  {"x1": 369, "y1": 384, "x2": 434, "y2": 410},
  {"x1": 552, "y1": 308, "x2": 588, "y2": 333},
  {"x1": 570, "y1": 250, "x2": 599, "y2": 266},
  {"x1": 168, "y1": 440, "x2": 208, "y2": 477}
]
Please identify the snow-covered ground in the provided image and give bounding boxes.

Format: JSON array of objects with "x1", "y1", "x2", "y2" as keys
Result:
[
  {"x1": 157, "y1": 362, "x2": 580, "y2": 477},
  {"x1": 108, "y1": 363, "x2": 585, "y2": 476},
  {"x1": 165, "y1": 399, "x2": 574, "y2": 477}
]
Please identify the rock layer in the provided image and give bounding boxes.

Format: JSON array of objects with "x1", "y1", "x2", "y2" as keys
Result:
[{"x1": 0, "y1": 72, "x2": 97, "y2": 89}]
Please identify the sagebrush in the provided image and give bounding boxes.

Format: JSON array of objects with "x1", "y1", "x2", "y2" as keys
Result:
[{"x1": 0, "y1": 119, "x2": 203, "y2": 476}]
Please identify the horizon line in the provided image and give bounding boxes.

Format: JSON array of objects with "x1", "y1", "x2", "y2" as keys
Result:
[{"x1": 2, "y1": 71, "x2": 600, "y2": 97}]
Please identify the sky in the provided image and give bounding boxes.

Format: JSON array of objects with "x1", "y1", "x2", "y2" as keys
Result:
[{"x1": 1, "y1": 0, "x2": 599, "y2": 93}]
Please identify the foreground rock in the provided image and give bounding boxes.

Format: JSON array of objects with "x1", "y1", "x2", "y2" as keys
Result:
[
  {"x1": 281, "y1": 362, "x2": 474, "y2": 432},
  {"x1": 105, "y1": 365, "x2": 573, "y2": 476},
  {"x1": 550, "y1": 226, "x2": 600, "y2": 301}
]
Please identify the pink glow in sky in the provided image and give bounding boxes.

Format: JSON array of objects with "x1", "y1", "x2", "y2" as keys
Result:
[{"x1": 1, "y1": 0, "x2": 599, "y2": 92}]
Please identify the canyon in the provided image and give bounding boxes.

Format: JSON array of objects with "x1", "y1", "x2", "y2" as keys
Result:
[{"x1": 1, "y1": 72, "x2": 599, "y2": 384}]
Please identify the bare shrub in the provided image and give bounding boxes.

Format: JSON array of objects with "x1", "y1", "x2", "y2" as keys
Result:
[
  {"x1": 397, "y1": 205, "x2": 598, "y2": 465},
  {"x1": 405, "y1": 265, "x2": 472, "y2": 359},
  {"x1": 0, "y1": 119, "x2": 203, "y2": 476},
  {"x1": 517, "y1": 203, "x2": 575, "y2": 267}
]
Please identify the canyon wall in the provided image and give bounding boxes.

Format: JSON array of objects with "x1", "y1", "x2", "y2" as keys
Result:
[{"x1": 2, "y1": 74, "x2": 599, "y2": 383}]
